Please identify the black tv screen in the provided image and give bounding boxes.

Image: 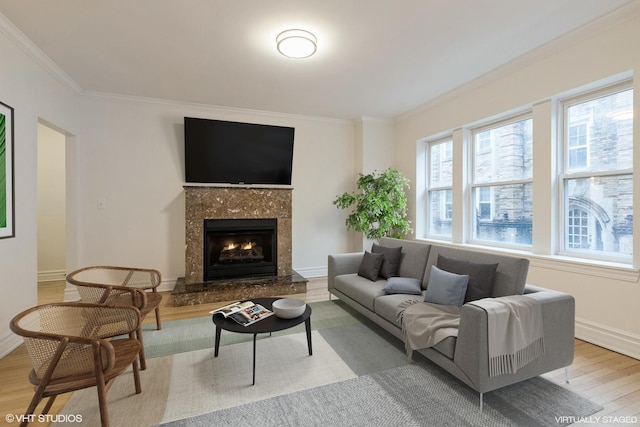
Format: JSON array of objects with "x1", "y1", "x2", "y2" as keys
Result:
[{"x1": 184, "y1": 117, "x2": 295, "y2": 185}]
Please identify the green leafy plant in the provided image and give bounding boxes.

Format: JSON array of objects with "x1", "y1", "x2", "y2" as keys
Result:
[{"x1": 333, "y1": 168, "x2": 412, "y2": 239}]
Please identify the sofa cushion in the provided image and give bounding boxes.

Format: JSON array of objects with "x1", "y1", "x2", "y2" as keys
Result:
[
  {"x1": 334, "y1": 273, "x2": 386, "y2": 311},
  {"x1": 383, "y1": 277, "x2": 422, "y2": 295},
  {"x1": 424, "y1": 266, "x2": 469, "y2": 307},
  {"x1": 437, "y1": 255, "x2": 498, "y2": 303},
  {"x1": 424, "y1": 246, "x2": 529, "y2": 297},
  {"x1": 372, "y1": 243, "x2": 402, "y2": 278},
  {"x1": 357, "y1": 251, "x2": 384, "y2": 281},
  {"x1": 373, "y1": 294, "x2": 456, "y2": 359},
  {"x1": 378, "y1": 237, "x2": 431, "y2": 282},
  {"x1": 374, "y1": 293, "x2": 422, "y2": 327}
]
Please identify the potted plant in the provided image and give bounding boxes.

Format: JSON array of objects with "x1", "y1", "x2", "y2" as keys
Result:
[{"x1": 333, "y1": 168, "x2": 412, "y2": 239}]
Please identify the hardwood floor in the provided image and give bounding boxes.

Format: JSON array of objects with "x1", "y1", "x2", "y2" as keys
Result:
[{"x1": 1, "y1": 278, "x2": 638, "y2": 426}]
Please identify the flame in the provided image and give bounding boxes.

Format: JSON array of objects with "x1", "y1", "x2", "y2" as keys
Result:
[{"x1": 223, "y1": 241, "x2": 255, "y2": 251}]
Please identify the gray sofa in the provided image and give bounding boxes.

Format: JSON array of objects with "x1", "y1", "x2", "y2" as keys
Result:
[{"x1": 328, "y1": 237, "x2": 575, "y2": 406}]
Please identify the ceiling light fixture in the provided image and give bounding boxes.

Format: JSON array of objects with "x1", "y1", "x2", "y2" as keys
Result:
[{"x1": 276, "y1": 29, "x2": 317, "y2": 59}]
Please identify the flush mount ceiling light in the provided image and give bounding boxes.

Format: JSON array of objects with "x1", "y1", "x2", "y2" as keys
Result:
[{"x1": 276, "y1": 29, "x2": 317, "y2": 59}]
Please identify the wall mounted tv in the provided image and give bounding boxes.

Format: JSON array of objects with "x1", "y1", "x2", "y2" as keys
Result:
[{"x1": 184, "y1": 117, "x2": 295, "y2": 186}]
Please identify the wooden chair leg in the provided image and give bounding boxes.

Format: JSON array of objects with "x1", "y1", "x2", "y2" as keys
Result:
[
  {"x1": 20, "y1": 392, "x2": 43, "y2": 427},
  {"x1": 96, "y1": 381, "x2": 110, "y2": 427},
  {"x1": 20, "y1": 381, "x2": 48, "y2": 426},
  {"x1": 41, "y1": 394, "x2": 58, "y2": 415},
  {"x1": 136, "y1": 327, "x2": 147, "y2": 370},
  {"x1": 155, "y1": 307, "x2": 162, "y2": 330},
  {"x1": 132, "y1": 358, "x2": 142, "y2": 394}
]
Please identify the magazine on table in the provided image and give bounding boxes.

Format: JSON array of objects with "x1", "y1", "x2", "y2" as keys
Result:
[{"x1": 210, "y1": 301, "x2": 274, "y2": 326}]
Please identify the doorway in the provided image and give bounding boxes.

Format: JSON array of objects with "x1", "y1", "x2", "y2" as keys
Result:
[{"x1": 37, "y1": 122, "x2": 66, "y2": 282}]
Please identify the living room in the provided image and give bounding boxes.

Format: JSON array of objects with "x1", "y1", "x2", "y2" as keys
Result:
[{"x1": 1, "y1": 1, "x2": 639, "y2": 425}]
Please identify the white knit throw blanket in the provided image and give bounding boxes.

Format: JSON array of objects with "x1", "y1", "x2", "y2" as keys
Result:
[
  {"x1": 397, "y1": 300, "x2": 461, "y2": 360},
  {"x1": 469, "y1": 295, "x2": 545, "y2": 377}
]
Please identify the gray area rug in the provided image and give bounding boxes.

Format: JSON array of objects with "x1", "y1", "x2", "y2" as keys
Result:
[
  {"x1": 152, "y1": 300, "x2": 602, "y2": 427},
  {"x1": 55, "y1": 300, "x2": 602, "y2": 426},
  {"x1": 157, "y1": 360, "x2": 602, "y2": 427}
]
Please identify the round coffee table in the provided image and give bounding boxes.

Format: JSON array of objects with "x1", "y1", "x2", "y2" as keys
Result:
[{"x1": 212, "y1": 297, "x2": 312, "y2": 385}]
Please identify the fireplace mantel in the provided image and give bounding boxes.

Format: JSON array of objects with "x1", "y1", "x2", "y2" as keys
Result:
[{"x1": 184, "y1": 185, "x2": 292, "y2": 285}]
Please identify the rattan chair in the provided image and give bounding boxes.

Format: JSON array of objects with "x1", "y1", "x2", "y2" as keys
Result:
[
  {"x1": 67, "y1": 266, "x2": 163, "y2": 370},
  {"x1": 10, "y1": 303, "x2": 142, "y2": 427}
]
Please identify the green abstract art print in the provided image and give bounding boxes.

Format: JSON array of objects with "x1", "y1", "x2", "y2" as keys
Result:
[{"x1": 0, "y1": 101, "x2": 14, "y2": 239}]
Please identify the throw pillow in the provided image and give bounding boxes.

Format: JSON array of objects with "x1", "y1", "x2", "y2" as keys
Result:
[
  {"x1": 383, "y1": 277, "x2": 422, "y2": 295},
  {"x1": 357, "y1": 251, "x2": 384, "y2": 281},
  {"x1": 372, "y1": 243, "x2": 402, "y2": 278},
  {"x1": 424, "y1": 265, "x2": 469, "y2": 307},
  {"x1": 437, "y1": 255, "x2": 498, "y2": 303}
]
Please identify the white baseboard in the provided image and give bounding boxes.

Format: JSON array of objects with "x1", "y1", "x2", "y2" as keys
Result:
[
  {"x1": 0, "y1": 330, "x2": 24, "y2": 359},
  {"x1": 37, "y1": 269, "x2": 66, "y2": 283},
  {"x1": 294, "y1": 266, "x2": 327, "y2": 278},
  {"x1": 576, "y1": 317, "x2": 640, "y2": 360},
  {"x1": 158, "y1": 278, "x2": 178, "y2": 292}
]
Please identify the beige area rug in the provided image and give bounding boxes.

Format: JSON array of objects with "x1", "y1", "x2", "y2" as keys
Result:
[{"x1": 53, "y1": 331, "x2": 356, "y2": 427}]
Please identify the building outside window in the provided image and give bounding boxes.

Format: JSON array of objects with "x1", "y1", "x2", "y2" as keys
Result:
[
  {"x1": 561, "y1": 85, "x2": 633, "y2": 260},
  {"x1": 426, "y1": 138, "x2": 453, "y2": 239},
  {"x1": 471, "y1": 115, "x2": 533, "y2": 246},
  {"x1": 567, "y1": 208, "x2": 590, "y2": 249}
]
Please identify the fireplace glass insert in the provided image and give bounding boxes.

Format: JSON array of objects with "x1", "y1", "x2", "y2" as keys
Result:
[{"x1": 204, "y1": 218, "x2": 277, "y2": 280}]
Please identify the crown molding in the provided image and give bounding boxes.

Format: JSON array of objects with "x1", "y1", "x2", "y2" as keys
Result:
[
  {"x1": 84, "y1": 90, "x2": 352, "y2": 125},
  {"x1": 0, "y1": 12, "x2": 83, "y2": 94}
]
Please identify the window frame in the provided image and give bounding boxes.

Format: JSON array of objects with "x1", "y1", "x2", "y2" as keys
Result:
[
  {"x1": 567, "y1": 122, "x2": 589, "y2": 170},
  {"x1": 425, "y1": 136, "x2": 453, "y2": 240},
  {"x1": 468, "y1": 112, "x2": 534, "y2": 249},
  {"x1": 558, "y1": 81, "x2": 634, "y2": 262}
]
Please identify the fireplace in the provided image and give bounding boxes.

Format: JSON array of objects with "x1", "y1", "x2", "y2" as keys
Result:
[
  {"x1": 175, "y1": 186, "x2": 305, "y2": 306},
  {"x1": 204, "y1": 218, "x2": 277, "y2": 280},
  {"x1": 183, "y1": 186, "x2": 293, "y2": 285}
]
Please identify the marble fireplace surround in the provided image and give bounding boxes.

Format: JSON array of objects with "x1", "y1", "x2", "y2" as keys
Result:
[
  {"x1": 183, "y1": 185, "x2": 293, "y2": 285},
  {"x1": 175, "y1": 185, "x2": 307, "y2": 306}
]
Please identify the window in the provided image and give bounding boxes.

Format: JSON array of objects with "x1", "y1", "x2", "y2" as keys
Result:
[
  {"x1": 561, "y1": 84, "x2": 633, "y2": 260},
  {"x1": 417, "y1": 75, "x2": 634, "y2": 266},
  {"x1": 471, "y1": 115, "x2": 533, "y2": 246},
  {"x1": 426, "y1": 138, "x2": 453, "y2": 238},
  {"x1": 477, "y1": 186, "x2": 492, "y2": 220},
  {"x1": 478, "y1": 131, "x2": 491, "y2": 151},
  {"x1": 568, "y1": 123, "x2": 588, "y2": 169}
]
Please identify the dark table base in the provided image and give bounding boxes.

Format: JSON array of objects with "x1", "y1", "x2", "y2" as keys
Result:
[{"x1": 213, "y1": 297, "x2": 312, "y2": 385}]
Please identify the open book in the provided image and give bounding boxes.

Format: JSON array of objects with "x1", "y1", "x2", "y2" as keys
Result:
[{"x1": 210, "y1": 301, "x2": 274, "y2": 326}]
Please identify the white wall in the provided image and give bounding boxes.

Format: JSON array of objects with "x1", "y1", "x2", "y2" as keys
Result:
[
  {"x1": 394, "y1": 5, "x2": 640, "y2": 358},
  {"x1": 37, "y1": 123, "x2": 66, "y2": 281},
  {"x1": 352, "y1": 117, "x2": 396, "y2": 250},
  {"x1": 0, "y1": 15, "x2": 88, "y2": 356},
  {"x1": 70, "y1": 98, "x2": 357, "y2": 286}
]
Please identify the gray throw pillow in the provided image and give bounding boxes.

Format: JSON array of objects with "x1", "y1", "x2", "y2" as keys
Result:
[
  {"x1": 383, "y1": 277, "x2": 422, "y2": 295},
  {"x1": 372, "y1": 243, "x2": 402, "y2": 278},
  {"x1": 357, "y1": 251, "x2": 384, "y2": 281},
  {"x1": 424, "y1": 265, "x2": 469, "y2": 307},
  {"x1": 437, "y1": 255, "x2": 498, "y2": 303}
]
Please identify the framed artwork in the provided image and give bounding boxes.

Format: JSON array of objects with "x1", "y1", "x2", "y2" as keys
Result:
[{"x1": 0, "y1": 101, "x2": 14, "y2": 239}]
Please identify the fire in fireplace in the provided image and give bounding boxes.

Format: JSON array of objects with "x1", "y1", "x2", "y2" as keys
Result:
[{"x1": 204, "y1": 218, "x2": 277, "y2": 280}]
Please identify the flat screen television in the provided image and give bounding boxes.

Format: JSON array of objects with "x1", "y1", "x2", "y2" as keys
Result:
[{"x1": 184, "y1": 117, "x2": 295, "y2": 186}]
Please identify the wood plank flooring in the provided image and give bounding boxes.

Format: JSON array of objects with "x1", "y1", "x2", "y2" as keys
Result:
[{"x1": 1, "y1": 278, "x2": 638, "y2": 426}]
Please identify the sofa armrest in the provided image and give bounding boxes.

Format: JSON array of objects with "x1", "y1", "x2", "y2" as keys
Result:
[
  {"x1": 453, "y1": 287, "x2": 575, "y2": 392},
  {"x1": 328, "y1": 252, "x2": 364, "y2": 291}
]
